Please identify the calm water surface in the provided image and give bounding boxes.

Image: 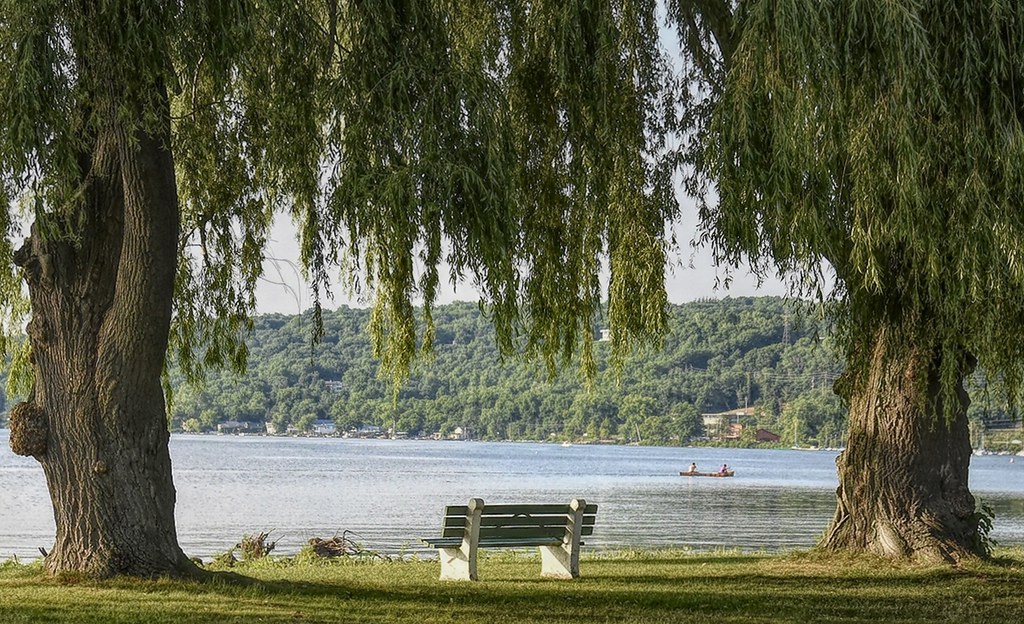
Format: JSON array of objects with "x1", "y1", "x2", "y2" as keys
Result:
[{"x1": 2, "y1": 430, "x2": 1023, "y2": 560}]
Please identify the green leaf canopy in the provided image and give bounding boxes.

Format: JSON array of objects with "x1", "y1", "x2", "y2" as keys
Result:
[
  {"x1": 702, "y1": 0, "x2": 1024, "y2": 400},
  {"x1": 0, "y1": 0, "x2": 678, "y2": 381}
]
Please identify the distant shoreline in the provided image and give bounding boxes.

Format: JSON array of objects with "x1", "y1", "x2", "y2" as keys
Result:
[
  {"x1": 0, "y1": 427, "x2": 805, "y2": 450},
  {"x1": 168, "y1": 429, "x2": 805, "y2": 450}
]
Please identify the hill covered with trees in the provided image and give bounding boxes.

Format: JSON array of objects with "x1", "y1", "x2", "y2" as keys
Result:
[{"x1": 168, "y1": 297, "x2": 848, "y2": 447}]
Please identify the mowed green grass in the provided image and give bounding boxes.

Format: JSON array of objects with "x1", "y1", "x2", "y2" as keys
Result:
[{"x1": 1, "y1": 549, "x2": 1023, "y2": 623}]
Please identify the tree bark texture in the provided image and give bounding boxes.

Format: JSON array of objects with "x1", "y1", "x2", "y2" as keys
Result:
[
  {"x1": 822, "y1": 324, "x2": 982, "y2": 563},
  {"x1": 9, "y1": 87, "x2": 193, "y2": 577}
]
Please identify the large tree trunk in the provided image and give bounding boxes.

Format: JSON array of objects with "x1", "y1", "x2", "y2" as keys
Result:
[
  {"x1": 822, "y1": 323, "x2": 983, "y2": 563},
  {"x1": 8, "y1": 86, "x2": 194, "y2": 577}
]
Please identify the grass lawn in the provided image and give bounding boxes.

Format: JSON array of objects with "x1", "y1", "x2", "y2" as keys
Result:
[{"x1": 1, "y1": 549, "x2": 1023, "y2": 623}]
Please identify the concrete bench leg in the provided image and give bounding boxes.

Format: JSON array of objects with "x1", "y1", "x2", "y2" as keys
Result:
[
  {"x1": 540, "y1": 498, "x2": 586, "y2": 579},
  {"x1": 439, "y1": 497, "x2": 483, "y2": 581},
  {"x1": 539, "y1": 543, "x2": 578, "y2": 579},
  {"x1": 439, "y1": 545, "x2": 476, "y2": 581}
]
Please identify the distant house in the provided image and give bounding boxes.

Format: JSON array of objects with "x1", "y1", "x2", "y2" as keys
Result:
[
  {"x1": 724, "y1": 423, "x2": 744, "y2": 440},
  {"x1": 312, "y1": 419, "x2": 337, "y2": 436},
  {"x1": 324, "y1": 380, "x2": 345, "y2": 393},
  {"x1": 345, "y1": 424, "x2": 384, "y2": 438},
  {"x1": 756, "y1": 429, "x2": 781, "y2": 443},
  {"x1": 597, "y1": 329, "x2": 612, "y2": 342},
  {"x1": 217, "y1": 420, "x2": 262, "y2": 434},
  {"x1": 701, "y1": 407, "x2": 757, "y2": 441},
  {"x1": 449, "y1": 426, "x2": 466, "y2": 441}
]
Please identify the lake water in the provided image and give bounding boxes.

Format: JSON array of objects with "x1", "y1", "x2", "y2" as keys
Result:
[{"x1": 2, "y1": 430, "x2": 1023, "y2": 561}]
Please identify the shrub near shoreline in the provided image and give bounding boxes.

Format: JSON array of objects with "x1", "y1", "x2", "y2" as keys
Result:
[{"x1": 2, "y1": 549, "x2": 1023, "y2": 623}]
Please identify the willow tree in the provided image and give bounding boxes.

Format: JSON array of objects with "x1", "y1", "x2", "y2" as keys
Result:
[
  {"x1": 679, "y1": 0, "x2": 1024, "y2": 561},
  {"x1": 0, "y1": 1, "x2": 674, "y2": 577}
]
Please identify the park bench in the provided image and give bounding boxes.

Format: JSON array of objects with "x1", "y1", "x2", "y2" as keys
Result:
[{"x1": 420, "y1": 497, "x2": 597, "y2": 580}]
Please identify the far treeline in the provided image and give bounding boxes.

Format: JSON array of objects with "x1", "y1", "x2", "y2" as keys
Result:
[
  {"x1": 0, "y1": 296, "x2": 1011, "y2": 448},
  {"x1": 167, "y1": 297, "x2": 844, "y2": 446}
]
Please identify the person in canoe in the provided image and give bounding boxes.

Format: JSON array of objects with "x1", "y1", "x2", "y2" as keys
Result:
[
  {"x1": 687, "y1": 462, "x2": 698, "y2": 474},
  {"x1": 719, "y1": 464, "x2": 730, "y2": 475}
]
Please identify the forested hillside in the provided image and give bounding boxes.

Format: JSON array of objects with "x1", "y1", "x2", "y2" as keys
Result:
[{"x1": 168, "y1": 297, "x2": 849, "y2": 446}]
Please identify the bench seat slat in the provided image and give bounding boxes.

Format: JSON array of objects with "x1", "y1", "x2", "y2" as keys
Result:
[
  {"x1": 479, "y1": 516, "x2": 565, "y2": 527},
  {"x1": 444, "y1": 514, "x2": 597, "y2": 528},
  {"x1": 421, "y1": 537, "x2": 590, "y2": 549},
  {"x1": 481, "y1": 539, "x2": 588, "y2": 547},
  {"x1": 421, "y1": 537, "x2": 462, "y2": 548},
  {"x1": 479, "y1": 526, "x2": 594, "y2": 537},
  {"x1": 480, "y1": 527, "x2": 565, "y2": 540},
  {"x1": 479, "y1": 504, "x2": 568, "y2": 515},
  {"x1": 478, "y1": 503, "x2": 597, "y2": 515},
  {"x1": 443, "y1": 504, "x2": 597, "y2": 517},
  {"x1": 479, "y1": 538, "x2": 563, "y2": 547},
  {"x1": 477, "y1": 515, "x2": 597, "y2": 528},
  {"x1": 439, "y1": 525, "x2": 593, "y2": 539}
]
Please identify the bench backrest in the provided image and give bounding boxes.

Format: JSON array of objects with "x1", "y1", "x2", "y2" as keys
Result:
[{"x1": 441, "y1": 502, "x2": 598, "y2": 541}]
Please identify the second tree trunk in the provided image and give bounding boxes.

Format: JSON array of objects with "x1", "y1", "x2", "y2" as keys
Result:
[{"x1": 823, "y1": 325, "x2": 982, "y2": 563}]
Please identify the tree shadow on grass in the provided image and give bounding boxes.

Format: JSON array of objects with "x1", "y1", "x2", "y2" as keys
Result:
[
  {"x1": 150, "y1": 562, "x2": 1024, "y2": 624},
  {"x1": 5, "y1": 558, "x2": 1024, "y2": 624}
]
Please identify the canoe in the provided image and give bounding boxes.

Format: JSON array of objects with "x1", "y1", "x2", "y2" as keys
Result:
[{"x1": 679, "y1": 470, "x2": 735, "y2": 477}]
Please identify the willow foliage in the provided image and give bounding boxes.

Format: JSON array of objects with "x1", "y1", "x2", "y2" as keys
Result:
[
  {"x1": 0, "y1": 0, "x2": 677, "y2": 386},
  {"x1": 322, "y1": 1, "x2": 676, "y2": 381},
  {"x1": 701, "y1": 0, "x2": 1024, "y2": 408}
]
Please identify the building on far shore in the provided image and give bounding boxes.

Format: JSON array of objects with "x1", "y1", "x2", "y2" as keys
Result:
[
  {"x1": 701, "y1": 407, "x2": 756, "y2": 441},
  {"x1": 312, "y1": 419, "x2": 337, "y2": 436},
  {"x1": 700, "y1": 408, "x2": 780, "y2": 444},
  {"x1": 345, "y1": 424, "x2": 384, "y2": 438},
  {"x1": 448, "y1": 426, "x2": 467, "y2": 441},
  {"x1": 217, "y1": 420, "x2": 263, "y2": 434}
]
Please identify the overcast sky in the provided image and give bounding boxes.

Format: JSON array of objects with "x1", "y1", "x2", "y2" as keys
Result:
[{"x1": 254, "y1": 195, "x2": 790, "y2": 316}]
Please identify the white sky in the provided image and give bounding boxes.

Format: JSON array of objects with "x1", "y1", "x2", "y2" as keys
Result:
[{"x1": 254, "y1": 195, "x2": 790, "y2": 316}]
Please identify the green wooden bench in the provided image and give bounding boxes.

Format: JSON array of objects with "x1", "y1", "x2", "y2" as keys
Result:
[{"x1": 420, "y1": 497, "x2": 597, "y2": 580}]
